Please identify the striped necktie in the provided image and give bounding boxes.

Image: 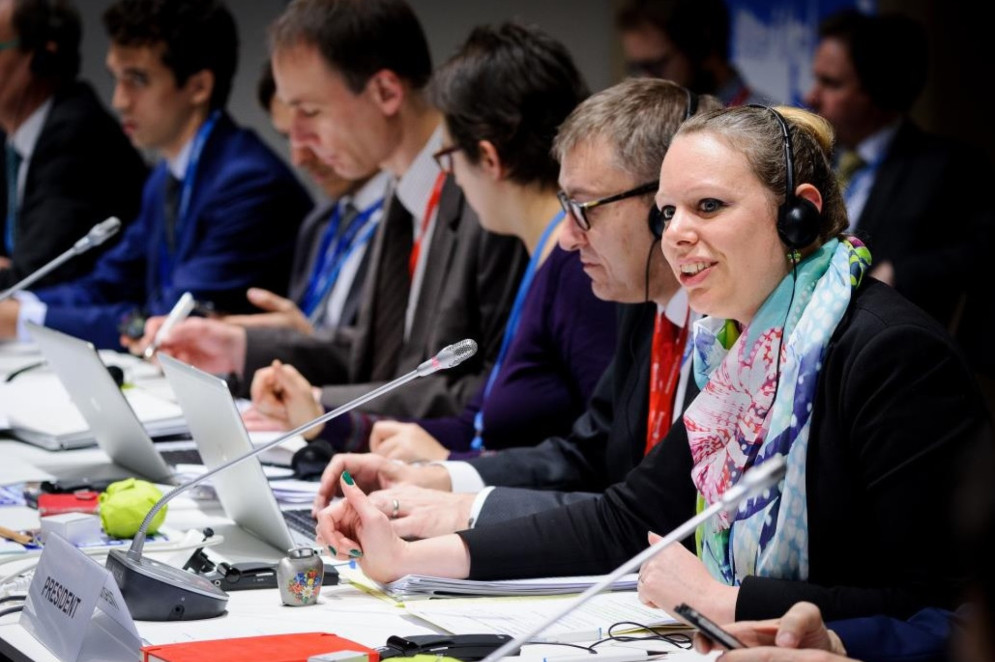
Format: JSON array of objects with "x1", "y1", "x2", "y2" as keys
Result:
[{"x1": 368, "y1": 197, "x2": 413, "y2": 381}]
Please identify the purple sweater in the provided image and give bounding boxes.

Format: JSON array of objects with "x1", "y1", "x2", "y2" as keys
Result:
[{"x1": 419, "y1": 245, "x2": 616, "y2": 456}]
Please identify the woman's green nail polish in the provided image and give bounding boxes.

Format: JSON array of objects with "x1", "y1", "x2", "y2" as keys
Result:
[
  {"x1": 328, "y1": 545, "x2": 337, "y2": 556},
  {"x1": 349, "y1": 549, "x2": 363, "y2": 558},
  {"x1": 342, "y1": 470, "x2": 355, "y2": 486}
]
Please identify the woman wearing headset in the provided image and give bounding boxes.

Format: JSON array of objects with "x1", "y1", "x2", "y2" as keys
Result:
[{"x1": 316, "y1": 105, "x2": 992, "y2": 624}]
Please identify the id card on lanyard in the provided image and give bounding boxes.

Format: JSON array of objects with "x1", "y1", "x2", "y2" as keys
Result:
[
  {"x1": 470, "y1": 211, "x2": 565, "y2": 451},
  {"x1": 157, "y1": 110, "x2": 222, "y2": 291},
  {"x1": 299, "y1": 197, "x2": 384, "y2": 320}
]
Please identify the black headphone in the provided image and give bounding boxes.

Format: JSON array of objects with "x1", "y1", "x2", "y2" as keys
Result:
[
  {"x1": 647, "y1": 87, "x2": 700, "y2": 239},
  {"x1": 750, "y1": 105, "x2": 821, "y2": 250}
]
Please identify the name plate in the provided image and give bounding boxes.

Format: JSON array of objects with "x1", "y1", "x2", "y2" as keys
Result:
[{"x1": 20, "y1": 532, "x2": 140, "y2": 662}]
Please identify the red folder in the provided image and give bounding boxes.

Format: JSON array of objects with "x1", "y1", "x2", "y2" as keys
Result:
[{"x1": 140, "y1": 632, "x2": 379, "y2": 662}]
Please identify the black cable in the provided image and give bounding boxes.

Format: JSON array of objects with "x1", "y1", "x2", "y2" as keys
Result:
[
  {"x1": 596, "y1": 621, "x2": 693, "y2": 650},
  {"x1": 0, "y1": 595, "x2": 26, "y2": 604},
  {"x1": 0, "y1": 605, "x2": 24, "y2": 618},
  {"x1": 4, "y1": 360, "x2": 46, "y2": 382}
]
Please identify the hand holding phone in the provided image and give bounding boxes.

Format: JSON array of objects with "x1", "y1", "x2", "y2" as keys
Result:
[{"x1": 675, "y1": 602, "x2": 745, "y2": 650}]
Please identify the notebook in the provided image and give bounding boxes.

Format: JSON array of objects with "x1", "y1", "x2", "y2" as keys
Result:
[
  {"x1": 18, "y1": 323, "x2": 198, "y2": 483},
  {"x1": 159, "y1": 354, "x2": 318, "y2": 550},
  {"x1": 2, "y1": 324, "x2": 188, "y2": 451}
]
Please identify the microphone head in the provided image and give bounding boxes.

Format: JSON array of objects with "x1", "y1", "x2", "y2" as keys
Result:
[
  {"x1": 89, "y1": 217, "x2": 122, "y2": 246},
  {"x1": 73, "y1": 217, "x2": 122, "y2": 253},
  {"x1": 415, "y1": 339, "x2": 479, "y2": 376},
  {"x1": 442, "y1": 339, "x2": 478, "y2": 369},
  {"x1": 719, "y1": 455, "x2": 787, "y2": 513}
]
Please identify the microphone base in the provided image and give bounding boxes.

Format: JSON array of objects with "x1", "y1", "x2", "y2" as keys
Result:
[{"x1": 106, "y1": 549, "x2": 229, "y2": 621}]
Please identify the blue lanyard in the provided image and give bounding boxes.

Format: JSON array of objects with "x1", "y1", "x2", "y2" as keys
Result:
[
  {"x1": 299, "y1": 197, "x2": 384, "y2": 320},
  {"x1": 471, "y1": 211, "x2": 565, "y2": 451},
  {"x1": 176, "y1": 110, "x2": 222, "y2": 233},
  {"x1": 157, "y1": 110, "x2": 222, "y2": 289}
]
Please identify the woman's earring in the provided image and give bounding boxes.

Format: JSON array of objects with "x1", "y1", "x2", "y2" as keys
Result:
[{"x1": 786, "y1": 249, "x2": 801, "y2": 264}]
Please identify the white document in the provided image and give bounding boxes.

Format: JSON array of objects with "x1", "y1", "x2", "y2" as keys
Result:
[
  {"x1": 382, "y1": 572, "x2": 639, "y2": 598},
  {"x1": 404, "y1": 591, "x2": 677, "y2": 643}
]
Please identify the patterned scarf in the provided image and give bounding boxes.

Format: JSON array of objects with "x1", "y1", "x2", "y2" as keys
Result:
[{"x1": 684, "y1": 237, "x2": 871, "y2": 585}]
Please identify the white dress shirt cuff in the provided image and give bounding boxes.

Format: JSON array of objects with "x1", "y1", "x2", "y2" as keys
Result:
[
  {"x1": 14, "y1": 291, "x2": 46, "y2": 341},
  {"x1": 436, "y1": 460, "x2": 486, "y2": 493},
  {"x1": 466, "y1": 486, "x2": 496, "y2": 528}
]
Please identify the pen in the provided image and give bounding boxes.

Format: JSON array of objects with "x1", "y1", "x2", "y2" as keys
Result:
[{"x1": 144, "y1": 291, "x2": 196, "y2": 359}]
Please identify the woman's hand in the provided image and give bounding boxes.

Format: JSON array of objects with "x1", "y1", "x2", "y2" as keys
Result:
[
  {"x1": 368, "y1": 485, "x2": 476, "y2": 538},
  {"x1": 312, "y1": 453, "x2": 454, "y2": 515},
  {"x1": 369, "y1": 421, "x2": 450, "y2": 462},
  {"x1": 315, "y1": 471, "x2": 412, "y2": 583},
  {"x1": 637, "y1": 532, "x2": 739, "y2": 623},
  {"x1": 250, "y1": 360, "x2": 323, "y2": 437},
  {"x1": 699, "y1": 602, "x2": 849, "y2": 661}
]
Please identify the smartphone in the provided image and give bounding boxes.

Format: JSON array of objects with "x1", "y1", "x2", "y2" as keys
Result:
[{"x1": 674, "y1": 602, "x2": 745, "y2": 650}]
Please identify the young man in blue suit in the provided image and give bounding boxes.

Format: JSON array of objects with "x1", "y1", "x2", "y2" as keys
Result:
[{"x1": 0, "y1": 0, "x2": 312, "y2": 349}]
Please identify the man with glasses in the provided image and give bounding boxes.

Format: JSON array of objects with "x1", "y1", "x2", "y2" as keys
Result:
[
  {"x1": 309, "y1": 79, "x2": 723, "y2": 539},
  {"x1": 151, "y1": 0, "x2": 526, "y2": 433},
  {"x1": 0, "y1": 0, "x2": 146, "y2": 290},
  {"x1": 616, "y1": 0, "x2": 768, "y2": 106}
]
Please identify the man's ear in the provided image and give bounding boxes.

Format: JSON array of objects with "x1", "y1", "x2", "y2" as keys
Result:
[
  {"x1": 185, "y1": 69, "x2": 215, "y2": 107},
  {"x1": 366, "y1": 69, "x2": 405, "y2": 116}
]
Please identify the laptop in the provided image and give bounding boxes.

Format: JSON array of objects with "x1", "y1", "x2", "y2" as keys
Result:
[
  {"x1": 159, "y1": 354, "x2": 317, "y2": 550},
  {"x1": 24, "y1": 323, "x2": 201, "y2": 482}
]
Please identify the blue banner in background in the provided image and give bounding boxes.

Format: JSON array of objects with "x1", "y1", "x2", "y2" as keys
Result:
[{"x1": 727, "y1": 0, "x2": 875, "y2": 106}]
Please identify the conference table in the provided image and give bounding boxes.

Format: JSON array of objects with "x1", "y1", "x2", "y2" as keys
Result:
[{"x1": 0, "y1": 340, "x2": 708, "y2": 662}]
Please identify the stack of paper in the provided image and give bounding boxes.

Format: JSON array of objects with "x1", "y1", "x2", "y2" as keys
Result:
[
  {"x1": 382, "y1": 573, "x2": 639, "y2": 599},
  {"x1": 404, "y1": 591, "x2": 679, "y2": 643}
]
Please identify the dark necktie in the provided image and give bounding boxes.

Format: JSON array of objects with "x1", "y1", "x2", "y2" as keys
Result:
[
  {"x1": 368, "y1": 197, "x2": 413, "y2": 381},
  {"x1": 163, "y1": 175, "x2": 182, "y2": 253},
  {"x1": 5, "y1": 145, "x2": 23, "y2": 254}
]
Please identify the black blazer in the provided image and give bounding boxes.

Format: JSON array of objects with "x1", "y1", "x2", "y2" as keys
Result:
[
  {"x1": 474, "y1": 303, "x2": 701, "y2": 526},
  {"x1": 0, "y1": 82, "x2": 147, "y2": 289},
  {"x1": 459, "y1": 280, "x2": 992, "y2": 622},
  {"x1": 242, "y1": 177, "x2": 527, "y2": 419},
  {"x1": 853, "y1": 121, "x2": 995, "y2": 330}
]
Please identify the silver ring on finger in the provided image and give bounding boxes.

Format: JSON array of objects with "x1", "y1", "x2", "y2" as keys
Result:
[{"x1": 391, "y1": 498, "x2": 400, "y2": 519}]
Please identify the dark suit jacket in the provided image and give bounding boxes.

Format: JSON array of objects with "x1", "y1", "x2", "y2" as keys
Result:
[
  {"x1": 460, "y1": 280, "x2": 992, "y2": 623},
  {"x1": 853, "y1": 121, "x2": 995, "y2": 330},
  {"x1": 36, "y1": 113, "x2": 312, "y2": 349},
  {"x1": 0, "y1": 82, "x2": 147, "y2": 289},
  {"x1": 287, "y1": 199, "x2": 369, "y2": 329},
  {"x1": 242, "y1": 176, "x2": 527, "y2": 419},
  {"x1": 474, "y1": 303, "x2": 695, "y2": 525}
]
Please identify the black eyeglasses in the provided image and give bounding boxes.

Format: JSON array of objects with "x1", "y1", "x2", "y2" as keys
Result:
[
  {"x1": 558, "y1": 181, "x2": 659, "y2": 231},
  {"x1": 433, "y1": 144, "x2": 460, "y2": 175}
]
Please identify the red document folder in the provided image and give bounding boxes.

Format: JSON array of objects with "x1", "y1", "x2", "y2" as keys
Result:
[{"x1": 141, "y1": 632, "x2": 380, "y2": 662}]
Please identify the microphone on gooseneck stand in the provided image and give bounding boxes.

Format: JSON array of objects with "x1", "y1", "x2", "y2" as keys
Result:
[
  {"x1": 476, "y1": 456, "x2": 789, "y2": 662},
  {"x1": 0, "y1": 217, "x2": 122, "y2": 302},
  {"x1": 105, "y1": 339, "x2": 478, "y2": 621}
]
